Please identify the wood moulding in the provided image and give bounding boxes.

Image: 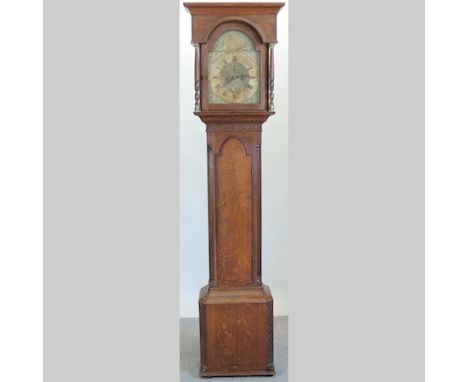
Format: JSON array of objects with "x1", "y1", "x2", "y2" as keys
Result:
[
  {"x1": 205, "y1": 124, "x2": 262, "y2": 132},
  {"x1": 194, "y1": 111, "x2": 274, "y2": 124},
  {"x1": 184, "y1": 2, "x2": 284, "y2": 44}
]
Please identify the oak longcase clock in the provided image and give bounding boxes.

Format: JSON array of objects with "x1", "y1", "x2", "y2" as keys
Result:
[{"x1": 184, "y1": 2, "x2": 284, "y2": 377}]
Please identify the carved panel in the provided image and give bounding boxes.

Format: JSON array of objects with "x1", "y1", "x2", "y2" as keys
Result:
[
  {"x1": 266, "y1": 300, "x2": 274, "y2": 371},
  {"x1": 199, "y1": 303, "x2": 208, "y2": 372},
  {"x1": 216, "y1": 137, "x2": 253, "y2": 284},
  {"x1": 268, "y1": 43, "x2": 275, "y2": 111},
  {"x1": 193, "y1": 43, "x2": 201, "y2": 111}
]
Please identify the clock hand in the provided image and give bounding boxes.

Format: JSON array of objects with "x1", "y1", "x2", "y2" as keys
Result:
[
  {"x1": 232, "y1": 64, "x2": 238, "y2": 79},
  {"x1": 221, "y1": 71, "x2": 236, "y2": 88},
  {"x1": 221, "y1": 76, "x2": 233, "y2": 88}
]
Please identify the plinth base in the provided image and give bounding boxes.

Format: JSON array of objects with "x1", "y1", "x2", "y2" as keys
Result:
[
  {"x1": 200, "y1": 369, "x2": 275, "y2": 378},
  {"x1": 198, "y1": 284, "x2": 274, "y2": 377}
]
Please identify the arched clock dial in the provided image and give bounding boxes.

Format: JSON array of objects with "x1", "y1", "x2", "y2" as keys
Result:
[{"x1": 208, "y1": 30, "x2": 260, "y2": 104}]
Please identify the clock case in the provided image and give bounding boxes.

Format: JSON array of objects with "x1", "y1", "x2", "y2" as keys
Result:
[{"x1": 184, "y1": 3, "x2": 284, "y2": 377}]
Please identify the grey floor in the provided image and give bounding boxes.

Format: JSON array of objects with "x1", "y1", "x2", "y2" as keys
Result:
[{"x1": 180, "y1": 316, "x2": 288, "y2": 382}]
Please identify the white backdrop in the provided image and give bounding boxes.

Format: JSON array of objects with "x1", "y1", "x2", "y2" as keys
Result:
[{"x1": 179, "y1": 0, "x2": 288, "y2": 318}]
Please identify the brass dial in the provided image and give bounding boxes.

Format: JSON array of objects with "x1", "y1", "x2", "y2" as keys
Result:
[{"x1": 208, "y1": 30, "x2": 260, "y2": 104}]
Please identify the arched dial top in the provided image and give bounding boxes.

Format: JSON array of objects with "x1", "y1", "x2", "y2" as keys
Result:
[{"x1": 208, "y1": 30, "x2": 260, "y2": 104}]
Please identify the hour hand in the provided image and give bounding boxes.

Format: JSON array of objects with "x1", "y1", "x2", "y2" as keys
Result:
[
  {"x1": 221, "y1": 78, "x2": 231, "y2": 88},
  {"x1": 221, "y1": 74, "x2": 234, "y2": 88}
]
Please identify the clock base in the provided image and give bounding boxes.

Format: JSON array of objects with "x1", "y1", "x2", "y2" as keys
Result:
[
  {"x1": 199, "y1": 284, "x2": 274, "y2": 377},
  {"x1": 200, "y1": 369, "x2": 275, "y2": 378}
]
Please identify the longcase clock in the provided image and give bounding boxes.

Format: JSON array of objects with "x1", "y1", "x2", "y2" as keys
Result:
[{"x1": 184, "y1": 2, "x2": 284, "y2": 377}]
